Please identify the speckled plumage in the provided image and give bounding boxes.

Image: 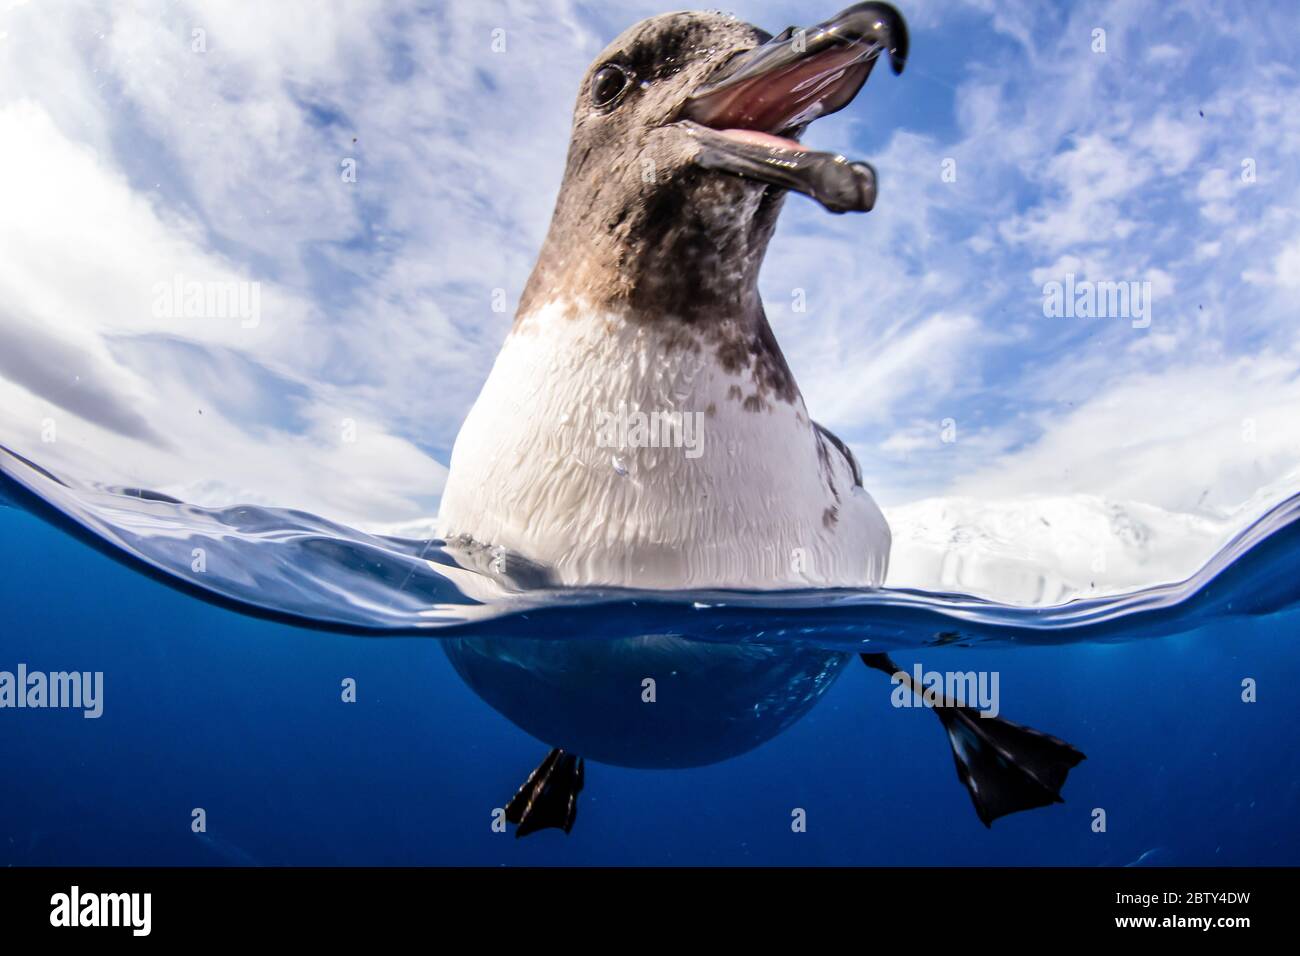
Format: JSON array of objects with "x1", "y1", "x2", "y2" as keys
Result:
[{"x1": 437, "y1": 11, "x2": 892, "y2": 588}]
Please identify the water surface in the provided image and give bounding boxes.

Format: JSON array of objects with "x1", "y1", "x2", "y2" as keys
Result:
[{"x1": 2, "y1": 444, "x2": 1297, "y2": 865}]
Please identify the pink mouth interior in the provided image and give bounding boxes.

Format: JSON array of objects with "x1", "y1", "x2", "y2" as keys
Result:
[
  {"x1": 688, "y1": 42, "x2": 874, "y2": 143},
  {"x1": 716, "y1": 128, "x2": 811, "y2": 152}
]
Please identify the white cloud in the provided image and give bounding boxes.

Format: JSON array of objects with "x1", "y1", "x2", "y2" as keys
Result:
[
  {"x1": 0, "y1": 98, "x2": 444, "y2": 525},
  {"x1": 1001, "y1": 134, "x2": 1151, "y2": 250},
  {"x1": 1145, "y1": 43, "x2": 1182, "y2": 64},
  {"x1": 953, "y1": 355, "x2": 1300, "y2": 517},
  {"x1": 1244, "y1": 237, "x2": 1300, "y2": 288}
]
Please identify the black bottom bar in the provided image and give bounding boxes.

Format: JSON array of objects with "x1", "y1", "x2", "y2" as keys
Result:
[{"x1": 0, "y1": 866, "x2": 1286, "y2": 939}]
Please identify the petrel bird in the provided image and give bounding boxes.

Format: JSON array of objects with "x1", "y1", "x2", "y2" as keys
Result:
[
  {"x1": 434, "y1": 5, "x2": 1087, "y2": 840},
  {"x1": 438, "y1": 3, "x2": 910, "y2": 590}
]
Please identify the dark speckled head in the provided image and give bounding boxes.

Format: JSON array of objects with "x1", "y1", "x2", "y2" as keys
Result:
[
  {"x1": 519, "y1": 13, "x2": 776, "y2": 322},
  {"x1": 517, "y1": 4, "x2": 908, "y2": 400}
]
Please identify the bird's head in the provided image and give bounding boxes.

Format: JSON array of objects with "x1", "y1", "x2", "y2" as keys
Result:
[{"x1": 521, "y1": 3, "x2": 908, "y2": 322}]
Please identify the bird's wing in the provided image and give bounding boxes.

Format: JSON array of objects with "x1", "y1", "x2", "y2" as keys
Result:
[{"x1": 813, "y1": 421, "x2": 863, "y2": 489}]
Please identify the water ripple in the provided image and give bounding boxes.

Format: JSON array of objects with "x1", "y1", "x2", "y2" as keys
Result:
[{"x1": 3, "y1": 444, "x2": 1298, "y2": 650}]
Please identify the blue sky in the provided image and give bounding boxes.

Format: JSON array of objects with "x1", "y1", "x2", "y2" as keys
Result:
[{"x1": 1, "y1": 0, "x2": 1298, "y2": 555}]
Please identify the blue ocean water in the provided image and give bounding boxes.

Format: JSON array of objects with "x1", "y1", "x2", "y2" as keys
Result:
[{"x1": 1, "y1": 445, "x2": 1298, "y2": 865}]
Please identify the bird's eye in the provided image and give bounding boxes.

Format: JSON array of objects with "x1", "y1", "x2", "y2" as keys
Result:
[{"x1": 591, "y1": 65, "x2": 631, "y2": 107}]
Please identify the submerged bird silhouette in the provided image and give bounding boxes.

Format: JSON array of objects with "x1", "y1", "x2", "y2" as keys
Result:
[
  {"x1": 437, "y1": 3, "x2": 907, "y2": 590},
  {"x1": 434, "y1": 3, "x2": 1087, "y2": 836},
  {"x1": 449, "y1": 634, "x2": 1085, "y2": 837}
]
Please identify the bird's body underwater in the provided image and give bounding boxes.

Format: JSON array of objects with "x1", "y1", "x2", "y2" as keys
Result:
[
  {"x1": 434, "y1": 4, "x2": 1088, "y2": 841},
  {"x1": 437, "y1": 4, "x2": 909, "y2": 590}
]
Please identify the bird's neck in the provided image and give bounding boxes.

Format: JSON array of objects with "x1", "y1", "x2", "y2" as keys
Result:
[{"x1": 518, "y1": 178, "x2": 781, "y2": 328}]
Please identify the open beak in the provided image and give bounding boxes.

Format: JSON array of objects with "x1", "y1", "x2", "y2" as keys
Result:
[{"x1": 678, "y1": 2, "x2": 907, "y2": 214}]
